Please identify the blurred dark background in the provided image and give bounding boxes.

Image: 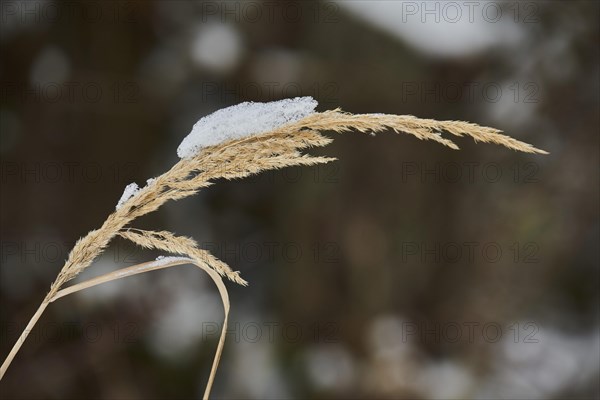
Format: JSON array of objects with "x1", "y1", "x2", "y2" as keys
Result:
[{"x1": 1, "y1": 1, "x2": 598, "y2": 399}]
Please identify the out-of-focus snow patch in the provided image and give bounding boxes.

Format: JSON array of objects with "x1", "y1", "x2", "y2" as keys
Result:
[
  {"x1": 30, "y1": 46, "x2": 70, "y2": 86},
  {"x1": 147, "y1": 287, "x2": 222, "y2": 361},
  {"x1": 368, "y1": 314, "x2": 412, "y2": 359},
  {"x1": 417, "y1": 360, "x2": 475, "y2": 399},
  {"x1": 177, "y1": 96, "x2": 318, "y2": 158},
  {"x1": 227, "y1": 321, "x2": 292, "y2": 399},
  {"x1": 363, "y1": 314, "x2": 423, "y2": 394},
  {"x1": 190, "y1": 22, "x2": 243, "y2": 73},
  {"x1": 335, "y1": 1, "x2": 524, "y2": 58},
  {"x1": 73, "y1": 255, "x2": 127, "y2": 303},
  {"x1": 305, "y1": 344, "x2": 357, "y2": 391},
  {"x1": 484, "y1": 79, "x2": 539, "y2": 129},
  {"x1": 475, "y1": 323, "x2": 600, "y2": 399}
]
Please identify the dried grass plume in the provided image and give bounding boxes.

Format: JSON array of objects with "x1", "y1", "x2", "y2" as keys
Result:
[{"x1": 0, "y1": 105, "x2": 546, "y2": 398}]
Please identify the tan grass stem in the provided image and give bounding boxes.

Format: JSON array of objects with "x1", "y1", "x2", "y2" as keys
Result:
[
  {"x1": 1, "y1": 257, "x2": 228, "y2": 400},
  {"x1": 0, "y1": 301, "x2": 49, "y2": 381}
]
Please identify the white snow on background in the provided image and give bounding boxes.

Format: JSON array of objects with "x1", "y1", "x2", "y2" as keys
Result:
[
  {"x1": 177, "y1": 96, "x2": 318, "y2": 158},
  {"x1": 335, "y1": 1, "x2": 524, "y2": 58},
  {"x1": 190, "y1": 22, "x2": 243, "y2": 73},
  {"x1": 148, "y1": 286, "x2": 222, "y2": 361},
  {"x1": 305, "y1": 344, "x2": 357, "y2": 391},
  {"x1": 116, "y1": 182, "x2": 140, "y2": 210}
]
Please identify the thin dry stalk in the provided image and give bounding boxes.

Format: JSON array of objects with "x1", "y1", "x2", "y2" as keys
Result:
[
  {"x1": 1, "y1": 257, "x2": 228, "y2": 400},
  {"x1": 0, "y1": 108, "x2": 547, "y2": 393}
]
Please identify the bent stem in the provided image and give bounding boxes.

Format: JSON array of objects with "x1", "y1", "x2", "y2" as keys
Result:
[{"x1": 0, "y1": 257, "x2": 230, "y2": 400}]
